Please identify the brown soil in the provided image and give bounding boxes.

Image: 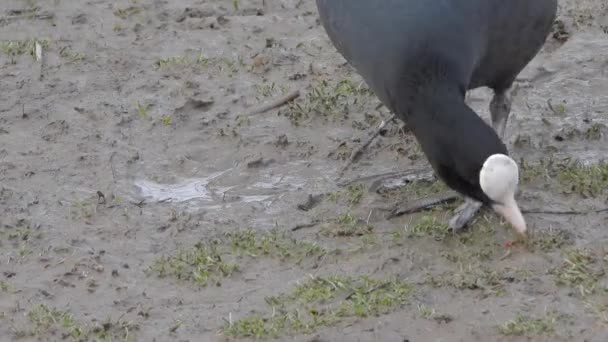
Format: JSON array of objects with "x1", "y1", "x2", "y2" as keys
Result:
[{"x1": 1, "y1": 1, "x2": 608, "y2": 341}]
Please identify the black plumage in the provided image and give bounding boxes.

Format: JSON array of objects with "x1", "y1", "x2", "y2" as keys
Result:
[{"x1": 316, "y1": 0, "x2": 557, "y2": 207}]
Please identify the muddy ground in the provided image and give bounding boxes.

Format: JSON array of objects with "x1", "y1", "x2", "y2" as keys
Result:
[{"x1": 1, "y1": 0, "x2": 608, "y2": 341}]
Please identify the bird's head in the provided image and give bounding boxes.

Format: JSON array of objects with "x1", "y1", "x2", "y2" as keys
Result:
[{"x1": 479, "y1": 153, "x2": 526, "y2": 238}]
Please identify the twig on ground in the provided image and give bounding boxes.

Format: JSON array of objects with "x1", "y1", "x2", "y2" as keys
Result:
[
  {"x1": 248, "y1": 90, "x2": 300, "y2": 115},
  {"x1": 338, "y1": 167, "x2": 433, "y2": 189},
  {"x1": 291, "y1": 219, "x2": 321, "y2": 231},
  {"x1": 368, "y1": 168, "x2": 435, "y2": 192},
  {"x1": 343, "y1": 281, "x2": 392, "y2": 300},
  {"x1": 338, "y1": 170, "x2": 407, "y2": 187},
  {"x1": 109, "y1": 152, "x2": 117, "y2": 183},
  {"x1": 130, "y1": 200, "x2": 146, "y2": 208},
  {"x1": 296, "y1": 193, "x2": 326, "y2": 211},
  {"x1": 522, "y1": 207, "x2": 608, "y2": 215},
  {"x1": 337, "y1": 114, "x2": 396, "y2": 178},
  {"x1": 1, "y1": 12, "x2": 54, "y2": 23},
  {"x1": 547, "y1": 99, "x2": 560, "y2": 115},
  {"x1": 384, "y1": 198, "x2": 608, "y2": 219},
  {"x1": 385, "y1": 191, "x2": 459, "y2": 219}
]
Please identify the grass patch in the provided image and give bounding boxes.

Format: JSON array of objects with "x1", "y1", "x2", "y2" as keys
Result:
[
  {"x1": 26, "y1": 305, "x2": 85, "y2": 338},
  {"x1": 114, "y1": 6, "x2": 142, "y2": 19},
  {"x1": 497, "y1": 313, "x2": 557, "y2": 336},
  {"x1": 0, "y1": 280, "x2": 11, "y2": 292},
  {"x1": 224, "y1": 275, "x2": 413, "y2": 338},
  {"x1": 525, "y1": 227, "x2": 573, "y2": 252},
  {"x1": 448, "y1": 215, "x2": 498, "y2": 247},
  {"x1": 391, "y1": 214, "x2": 462, "y2": 247},
  {"x1": 521, "y1": 158, "x2": 608, "y2": 198},
  {"x1": 59, "y1": 47, "x2": 86, "y2": 63},
  {"x1": 556, "y1": 161, "x2": 608, "y2": 197},
  {"x1": 153, "y1": 54, "x2": 243, "y2": 76},
  {"x1": 160, "y1": 115, "x2": 172, "y2": 126},
  {"x1": 585, "y1": 123, "x2": 605, "y2": 141},
  {"x1": 585, "y1": 300, "x2": 608, "y2": 326},
  {"x1": 327, "y1": 183, "x2": 366, "y2": 207},
  {"x1": 520, "y1": 158, "x2": 552, "y2": 183},
  {"x1": 440, "y1": 245, "x2": 496, "y2": 264},
  {"x1": 417, "y1": 303, "x2": 435, "y2": 319},
  {"x1": 154, "y1": 56, "x2": 190, "y2": 70},
  {"x1": 151, "y1": 242, "x2": 238, "y2": 287},
  {"x1": 150, "y1": 229, "x2": 325, "y2": 286},
  {"x1": 16, "y1": 304, "x2": 138, "y2": 341},
  {"x1": 321, "y1": 212, "x2": 373, "y2": 237},
  {"x1": 343, "y1": 183, "x2": 365, "y2": 206},
  {"x1": 426, "y1": 264, "x2": 507, "y2": 297},
  {"x1": 70, "y1": 200, "x2": 95, "y2": 220},
  {"x1": 225, "y1": 230, "x2": 324, "y2": 260},
  {"x1": 416, "y1": 303, "x2": 453, "y2": 323},
  {"x1": 551, "y1": 248, "x2": 604, "y2": 296},
  {"x1": 0, "y1": 39, "x2": 50, "y2": 60},
  {"x1": 281, "y1": 79, "x2": 373, "y2": 126},
  {"x1": 407, "y1": 215, "x2": 450, "y2": 241},
  {"x1": 6, "y1": 225, "x2": 40, "y2": 244},
  {"x1": 327, "y1": 141, "x2": 353, "y2": 161},
  {"x1": 255, "y1": 82, "x2": 288, "y2": 100},
  {"x1": 113, "y1": 23, "x2": 124, "y2": 32},
  {"x1": 4, "y1": 219, "x2": 43, "y2": 262},
  {"x1": 135, "y1": 102, "x2": 149, "y2": 118},
  {"x1": 438, "y1": 219, "x2": 501, "y2": 267}
]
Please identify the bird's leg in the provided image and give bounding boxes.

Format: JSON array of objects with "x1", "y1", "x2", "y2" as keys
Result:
[
  {"x1": 448, "y1": 197, "x2": 483, "y2": 232},
  {"x1": 489, "y1": 85, "x2": 517, "y2": 140}
]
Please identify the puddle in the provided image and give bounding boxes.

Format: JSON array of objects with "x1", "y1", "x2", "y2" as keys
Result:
[
  {"x1": 133, "y1": 167, "x2": 308, "y2": 206},
  {"x1": 134, "y1": 171, "x2": 227, "y2": 203}
]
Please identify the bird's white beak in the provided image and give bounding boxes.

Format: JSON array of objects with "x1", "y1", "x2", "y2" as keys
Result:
[{"x1": 492, "y1": 195, "x2": 526, "y2": 238}]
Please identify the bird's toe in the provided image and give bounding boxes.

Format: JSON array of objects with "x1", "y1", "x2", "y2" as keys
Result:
[{"x1": 448, "y1": 201, "x2": 483, "y2": 232}]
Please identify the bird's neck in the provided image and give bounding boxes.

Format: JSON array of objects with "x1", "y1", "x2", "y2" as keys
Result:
[
  {"x1": 383, "y1": 59, "x2": 506, "y2": 157},
  {"x1": 405, "y1": 86, "x2": 499, "y2": 203},
  {"x1": 402, "y1": 82, "x2": 483, "y2": 141}
]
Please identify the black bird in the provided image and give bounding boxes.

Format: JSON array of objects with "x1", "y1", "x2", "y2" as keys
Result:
[{"x1": 315, "y1": 0, "x2": 558, "y2": 237}]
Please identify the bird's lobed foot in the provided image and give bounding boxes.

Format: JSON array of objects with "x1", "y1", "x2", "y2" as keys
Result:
[{"x1": 448, "y1": 200, "x2": 483, "y2": 232}]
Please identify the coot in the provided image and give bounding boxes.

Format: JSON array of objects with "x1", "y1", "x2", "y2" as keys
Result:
[{"x1": 316, "y1": 0, "x2": 558, "y2": 237}]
